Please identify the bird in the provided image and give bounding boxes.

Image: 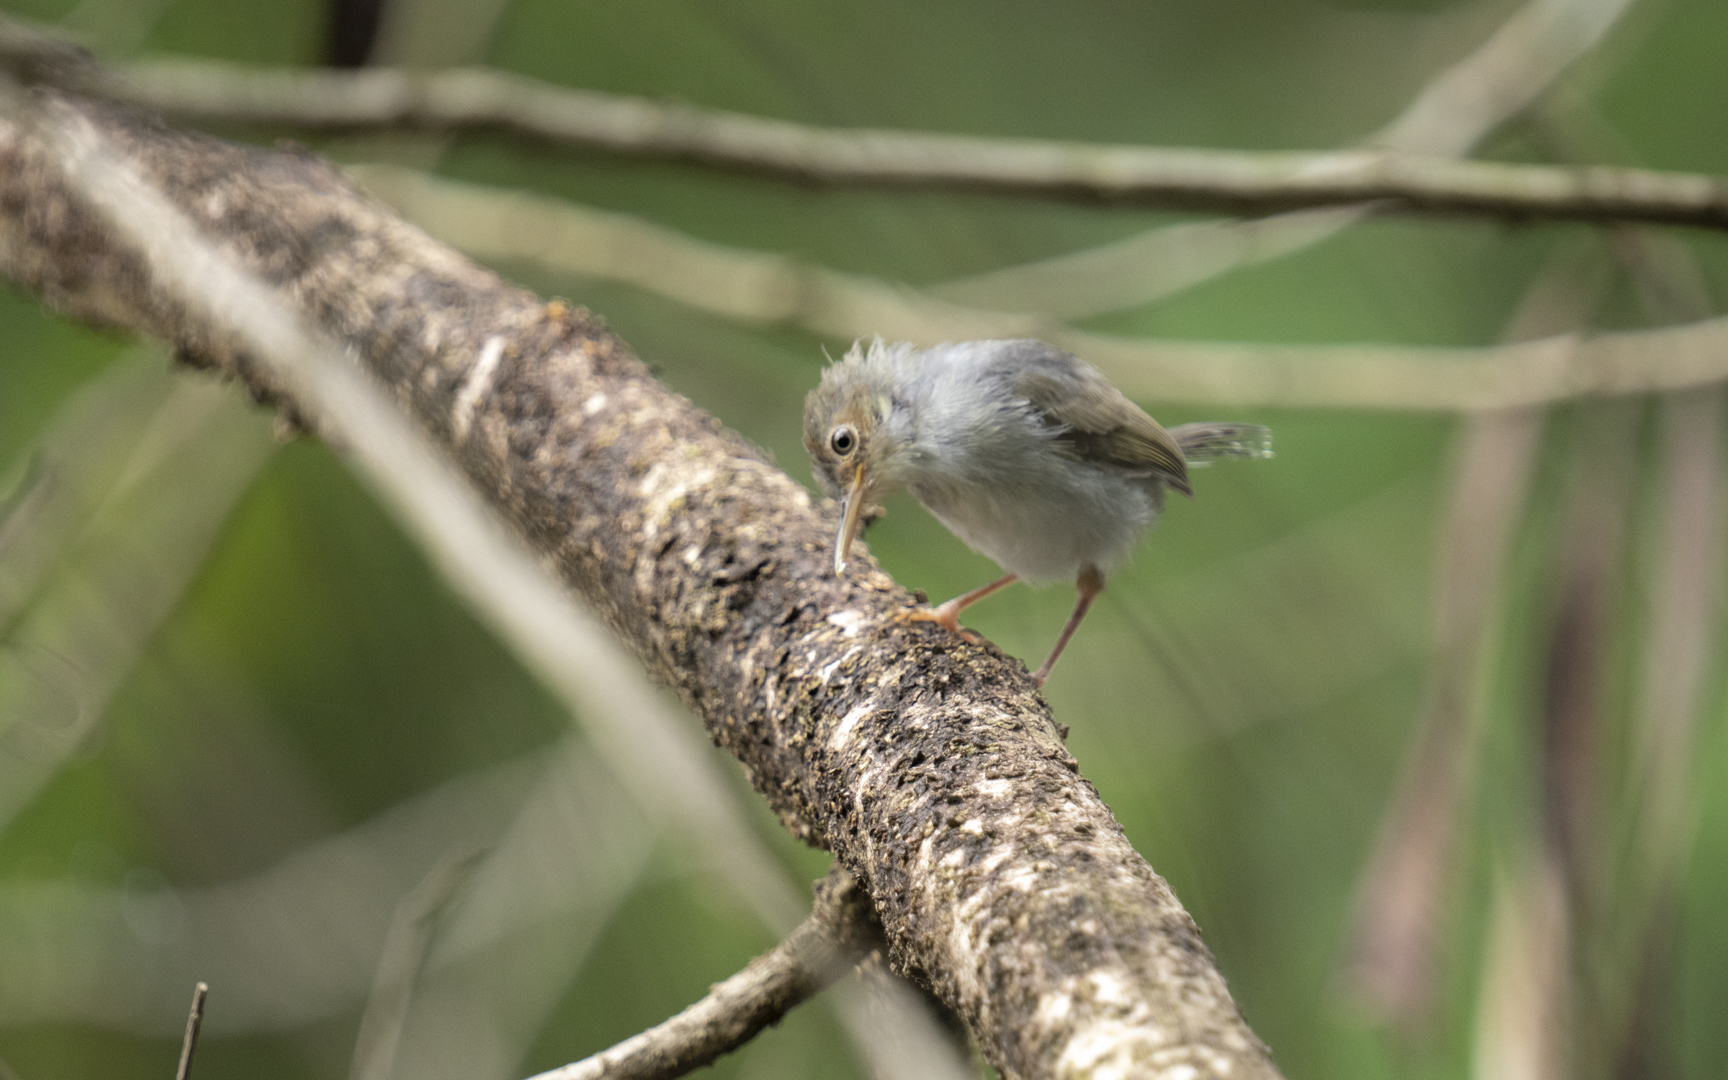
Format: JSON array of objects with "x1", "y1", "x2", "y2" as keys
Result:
[{"x1": 803, "y1": 338, "x2": 1271, "y2": 685}]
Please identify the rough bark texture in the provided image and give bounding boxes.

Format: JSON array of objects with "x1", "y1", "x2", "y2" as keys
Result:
[{"x1": 0, "y1": 90, "x2": 1280, "y2": 1080}]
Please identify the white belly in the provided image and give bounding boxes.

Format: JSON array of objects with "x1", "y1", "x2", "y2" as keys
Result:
[{"x1": 909, "y1": 470, "x2": 1164, "y2": 584}]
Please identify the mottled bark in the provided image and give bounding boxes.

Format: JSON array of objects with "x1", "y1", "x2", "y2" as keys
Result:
[{"x1": 0, "y1": 90, "x2": 1280, "y2": 1080}]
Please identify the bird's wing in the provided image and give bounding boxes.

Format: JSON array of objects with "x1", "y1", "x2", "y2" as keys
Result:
[{"x1": 1013, "y1": 366, "x2": 1192, "y2": 495}]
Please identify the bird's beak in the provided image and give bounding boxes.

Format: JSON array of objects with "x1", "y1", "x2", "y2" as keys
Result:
[{"x1": 833, "y1": 464, "x2": 869, "y2": 574}]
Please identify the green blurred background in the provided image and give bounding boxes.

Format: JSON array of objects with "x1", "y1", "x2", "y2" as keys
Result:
[{"x1": 1, "y1": 0, "x2": 1726, "y2": 1077}]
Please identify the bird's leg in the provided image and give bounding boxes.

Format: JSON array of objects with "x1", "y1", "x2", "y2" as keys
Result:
[
  {"x1": 1032, "y1": 565, "x2": 1104, "y2": 686},
  {"x1": 897, "y1": 573, "x2": 1019, "y2": 636}
]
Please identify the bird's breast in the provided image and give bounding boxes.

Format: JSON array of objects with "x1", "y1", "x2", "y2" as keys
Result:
[{"x1": 907, "y1": 465, "x2": 1165, "y2": 584}]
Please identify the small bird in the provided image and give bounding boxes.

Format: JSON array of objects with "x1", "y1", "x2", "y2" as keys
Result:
[{"x1": 804, "y1": 338, "x2": 1271, "y2": 685}]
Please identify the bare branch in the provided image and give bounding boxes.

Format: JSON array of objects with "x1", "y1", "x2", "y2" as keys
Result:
[
  {"x1": 174, "y1": 982, "x2": 207, "y2": 1080},
  {"x1": 1, "y1": 15, "x2": 1722, "y2": 233},
  {"x1": 113, "y1": 66, "x2": 1728, "y2": 230},
  {"x1": 933, "y1": 0, "x2": 1639, "y2": 318},
  {"x1": 0, "y1": 89, "x2": 1277, "y2": 1079},
  {"x1": 531, "y1": 867, "x2": 881, "y2": 1080},
  {"x1": 354, "y1": 164, "x2": 1728, "y2": 411}
]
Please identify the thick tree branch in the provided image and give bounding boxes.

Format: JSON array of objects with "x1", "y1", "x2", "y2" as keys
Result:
[
  {"x1": 530, "y1": 867, "x2": 882, "y2": 1080},
  {"x1": 0, "y1": 89, "x2": 1279, "y2": 1080},
  {"x1": 4, "y1": 20, "x2": 1727, "y2": 232},
  {"x1": 8, "y1": 83, "x2": 958, "y2": 1080}
]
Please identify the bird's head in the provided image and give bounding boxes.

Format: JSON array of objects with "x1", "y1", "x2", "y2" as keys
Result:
[{"x1": 803, "y1": 343, "x2": 918, "y2": 573}]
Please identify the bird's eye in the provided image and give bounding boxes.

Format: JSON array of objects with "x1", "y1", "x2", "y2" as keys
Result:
[{"x1": 829, "y1": 425, "x2": 857, "y2": 456}]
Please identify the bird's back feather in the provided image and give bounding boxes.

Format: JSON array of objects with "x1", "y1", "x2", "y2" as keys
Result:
[{"x1": 1006, "y1": 346, "x2": 1192, "y2": 495}]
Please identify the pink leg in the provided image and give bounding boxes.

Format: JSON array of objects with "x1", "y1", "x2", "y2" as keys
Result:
[
  {"x1": 932, "y1": 573, "x2": 1020, "y2": 628},
  {"x1": 1033, "y1": 566, "x2": 1104, "y2": 686},
  {"x1": 898, "y1": 573, "x2": 1019, "y2": 634}
]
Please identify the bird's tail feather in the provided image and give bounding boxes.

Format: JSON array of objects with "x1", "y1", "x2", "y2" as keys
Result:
[{"x1": 1171, "y1": 423, "x2": 1273, "y2": 464}]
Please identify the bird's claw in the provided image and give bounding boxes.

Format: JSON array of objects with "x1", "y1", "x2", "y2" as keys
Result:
[{"x1": 893, "y1": 604, "x2": 983, "y2": 644}]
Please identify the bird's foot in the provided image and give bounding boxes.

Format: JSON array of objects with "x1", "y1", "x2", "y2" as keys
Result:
[{"x1": 893, "y1": 603, "x2": 983, "y2": 644}]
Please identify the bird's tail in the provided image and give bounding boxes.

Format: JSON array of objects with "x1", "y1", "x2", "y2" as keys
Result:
[{"x1": 1170, "y1": 423, "x2": 1274, "y2": 464}]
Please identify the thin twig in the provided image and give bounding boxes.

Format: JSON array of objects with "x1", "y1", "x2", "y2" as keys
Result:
[
  {"x1": 110, "y1": 65, "x2": 1728, "y2": 231},
  {"x1": 175, "y1": 982, "x2": 207, "y2": 1080},
  {"x1": 0, "y1": 16, "x2": 1722, "y2": 232},
  {"x1": 932, "y1": 0, "x2": 1640, "y2": 318},
  {"x1": 528, "y1": 867, "x2": 881, "y2": 1080},
  {"x1": 353, "y1": 164, "x2": 1728, "y2": 411}
]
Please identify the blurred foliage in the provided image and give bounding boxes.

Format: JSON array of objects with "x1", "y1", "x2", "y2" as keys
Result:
[{"x1": 2, "y1": 0, "x2": 1727, "y2": 1079}]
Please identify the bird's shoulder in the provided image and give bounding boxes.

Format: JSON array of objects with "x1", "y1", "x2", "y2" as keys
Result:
[{"x1": 1002, "y1": 345, "x2": 1191, "y2": 494}]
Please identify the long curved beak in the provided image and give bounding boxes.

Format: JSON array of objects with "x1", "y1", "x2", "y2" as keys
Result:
[{"x1": 833, "y1": 465, "x2": 869, "y2": 574}]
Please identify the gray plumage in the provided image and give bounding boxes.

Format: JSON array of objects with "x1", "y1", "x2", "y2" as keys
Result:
[
  {"x1": 803, "y1": 338, "x2": 1270, "y2": 683},
  {"x1": 804, "y1": 338, "x2": 1270, "y2": 582}
]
